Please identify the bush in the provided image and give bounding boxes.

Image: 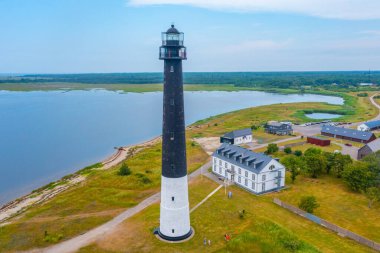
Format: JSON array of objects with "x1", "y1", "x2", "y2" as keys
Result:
[
  {"x1": 118, "y1": 164, "x2": 131, "y2": 176},
  {"x1": 284, "y1": 147, "x2": 292, "y2": 154},
  {"x1": 266, "y1": 143, "x2": 279, "y2": 154},
  {"x1": 135, "y1": 173, "x2": 152, "y2": 184},
  {"x1": 294, "y1": 150, "x2": 302, "y2": 157},
  {"x1": 298, "y1": 196, "x2": 319, "y2": 213},
  {"x1": 357, "y1": 92, "x2": 368, "y2": 97}
]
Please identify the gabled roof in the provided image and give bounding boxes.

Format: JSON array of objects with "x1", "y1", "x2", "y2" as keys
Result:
[
  {"x1": 222, "y1": 128, "x2": 252, "y2": 139},
  {"x1": 321, "y1": 125, "x2": 375, "y2": 141},
  {"x1": 366, "y1": 138, "x2": 380, "y2": 152},
  {"x1": 362, "y1": 120, "x2": 380, "y2": 129},
  {"x1": 212, "y1": 143, "x2": 277, "y2": 173}
]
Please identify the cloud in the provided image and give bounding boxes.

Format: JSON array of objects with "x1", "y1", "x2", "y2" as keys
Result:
[
  {"x1": 360, "y1": 30, "x2": 380, "y2": 36},
  {"x1": 128, "y1": 0, "x2": 380, "y2": 20}
]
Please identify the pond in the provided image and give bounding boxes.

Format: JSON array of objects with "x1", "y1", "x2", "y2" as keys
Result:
[
  {"x1": 0, "y1": 90, "x2": 343, "y2": 204},
  {"x1": 305, "y1": 113, "x2": 343, "y2": 120}
]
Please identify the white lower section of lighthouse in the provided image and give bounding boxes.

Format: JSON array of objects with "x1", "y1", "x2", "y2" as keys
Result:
[{"x1": 159, "y1": 175, "x2": 192, "y2": 240}]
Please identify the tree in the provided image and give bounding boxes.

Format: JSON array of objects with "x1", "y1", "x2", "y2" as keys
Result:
[
  {"x1": 118, "y1": 163, "x2": 131, "y2": 176},
  {"x1": 342, "y1": 162, "x2": 373, "y2": 192},
  {"x1": 294, "y1": 150, "x2": 302, "y2": 157},
  {"x1": 284, "y1": 147, "x2": 292, "y2": 154},
  {"x1": 299, "y1": 196, "x2": 319, "y2": 213},
  {"x1": 323, "y1": 152, "x2": 335, "y2": 174},
  {"x1": 281, "y1": 155, "x2": 302, "y2": 183},
  {"x1": 331, "y1": 153, "x2": 352, "y2": 178},
  {"x1": 364, "y1": 187, "x2": 380, "y2": 208},
  {"x1": 304, "y1": 154, "x2": 326, "y2": 178},
  {"x1": 304, "y1": 147, "x2": 322, "y2": 156},
  {"x1": 266, "y1": 143, "x2": 279, "y2": 154}
]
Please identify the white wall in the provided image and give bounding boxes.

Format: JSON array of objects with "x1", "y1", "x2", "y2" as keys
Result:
[
  {"x1": 212, "y1": 156, "x2": 285, "y2": 194},
  {"x1": 357, "y1": 124, "x2": 370, "y2": 131},
  {"x1": 234, "y1": 134, "x2": 252, "y2": 145},
  {"x1": 160, "y1": 175, "x2": 191, "y2": 238}
]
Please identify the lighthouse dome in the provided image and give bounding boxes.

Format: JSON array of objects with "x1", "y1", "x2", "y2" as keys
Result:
[{"x1": 167, "y1": 25, "x2": 180, "y2": 34}]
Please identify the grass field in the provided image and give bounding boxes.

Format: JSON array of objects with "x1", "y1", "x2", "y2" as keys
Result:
[
  {"x1": 0, "y1": 139, "x2": 208, "y2": 252},
  {"x1": 77, "y1": 176, "x2": 378, "y2": 253}
]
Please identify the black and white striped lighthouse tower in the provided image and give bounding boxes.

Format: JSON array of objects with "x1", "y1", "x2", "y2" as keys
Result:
[{"x1": 157, "y1": 24, "x2": 192, "y2": 241}]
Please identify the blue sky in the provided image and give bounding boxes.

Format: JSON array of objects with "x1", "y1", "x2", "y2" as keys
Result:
[{"x1": 0, "y1": 0, "x2": 380, "y2": 73}]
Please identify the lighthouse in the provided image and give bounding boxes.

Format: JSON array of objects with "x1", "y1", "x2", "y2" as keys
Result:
[{"x1": 157, "y1": 24, "x2": 192, "y2": 241}]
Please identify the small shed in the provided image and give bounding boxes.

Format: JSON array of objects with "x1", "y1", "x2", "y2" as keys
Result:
[{"x1": 307, "y1": 136, "x2": 331, "y2": 146}]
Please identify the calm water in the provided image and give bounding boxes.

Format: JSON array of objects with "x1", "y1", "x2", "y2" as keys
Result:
[
  {"x1": 306, "y1": 113, "x2": 342, "y2": 119},
  {"x1": 0, "y1": 90, "x2": 343, "y2": 205}
]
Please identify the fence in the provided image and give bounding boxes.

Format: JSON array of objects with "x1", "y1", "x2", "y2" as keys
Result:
[{"x1": 273, "y1": 198, "x2": 380, "y2": 252}]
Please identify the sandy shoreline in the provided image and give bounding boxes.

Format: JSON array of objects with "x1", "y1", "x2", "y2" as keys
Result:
[{"x1": 0, "y1": 136, "x2": 161, "y2": 224}]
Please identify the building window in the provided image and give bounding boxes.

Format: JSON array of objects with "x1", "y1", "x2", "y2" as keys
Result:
[
  {"x1": 225, "y1": 170, "x2": 228, "y2": 177},
  {"x1": 219, "y1": 167, "x2": 222, "y2": 174},
  {"x1": 231, "y1": 165, "x2": 235, "y2": 171},
  {"x1": 278, "y1": 171, "x2": 281, "y2": 177},
  {"x1": 252, "y1": 182, "x2": 255, "y2": 189},
  {"x1": 214, "y1": 158, "x2": 216, "y2": 163},
  {"x1": 170, "y1": 66, "x2": 174, "y2": 72},
  {"x1": 238, "y1": 168, "x2": 241, "y2": 175},
  {"x1": 252, "y1": 174, "x2": 255, "y2": 181},
  {"x1": 245, "y1": 179, "x2": 248, "y2": 186},
  {"x1": 238, "y1": 176, "x2": 241, "y2": 183},
  {"x1": 269, "y1": 165, "x2": 275, "y2": 170},
  {"x1": 245, "y1": 171, "x2": 248, "y2": 177},
  {"x1": 172, "y1": 196, "x2": 174, "y2": 201},
  {"x1": 225, "y1": 162, "x2": 228, "y2": 168},
  {"x1": 262, "y1": 183, "x2": 266, "y2": 192},
  {"x1": 219, "y1": 160, "x2": 222, "y2": 166},
  {"x1": 170, "y1": 99, "x2": 175, "y2": 106},
  {"x1": 262, "y1": 174, "x2": 266, "y2": 181},
  {"x1": 213, "y1": 165, "x2": 216, "y2": 172}
]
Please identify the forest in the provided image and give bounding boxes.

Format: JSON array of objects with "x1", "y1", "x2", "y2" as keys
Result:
[{"x1": 1, "y1": 71, "x2": 379, "y2": 90}]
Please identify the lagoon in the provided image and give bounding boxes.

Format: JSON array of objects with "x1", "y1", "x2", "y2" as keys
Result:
[{"x1": 0, "y1": 90, "x2": 343, "y2": 205}]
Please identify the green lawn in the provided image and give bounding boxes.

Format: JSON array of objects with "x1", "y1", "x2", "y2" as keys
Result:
[
  {"x1": 78, "y1": 176, "x2": 377, "y2": 253},
  {"x1": 0, "y1": 139, "x2": 209, "y2": 252}
]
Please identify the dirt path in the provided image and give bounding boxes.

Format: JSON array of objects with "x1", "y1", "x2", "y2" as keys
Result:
[{"x1": 26, "y1": 160, "x2": 212, "y2": 253}]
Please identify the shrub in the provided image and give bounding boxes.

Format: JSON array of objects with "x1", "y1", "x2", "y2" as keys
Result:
[
  {"x1": 135, "y1": 173, "x2": 152, "y2": 184},
  {"x1": 118, "y1": 164, "x2": 131, "y2": 176},
  {"x1": 266, "y1": 143, "x2": 279, "y2": 154},
  {"x1": 299, "y1": 196, "x2": 319, "y2": 213},
  {"x1": 294, "y1": 150, "x2": 302, "y2": 157},
  {"x1": 284, "y1": 147, "x2": 292, "y2": 154}
]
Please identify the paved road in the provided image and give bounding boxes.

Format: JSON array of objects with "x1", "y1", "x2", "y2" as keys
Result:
[{"x1": 27, "y1": 160, "x2": 212, "y2": 253}]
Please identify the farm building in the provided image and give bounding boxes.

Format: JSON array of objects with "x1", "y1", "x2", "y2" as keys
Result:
[
  {"x1": 357, "y1": 120, "x2": 380, "y2": 131},
  {"x1": 212, "y1": 143, "x2": 285, "y2": 194},
  {"x1": 357, "y1": 138, "x2": 380, "y2": 160},
  {"x1": 321, "y1": 125, "x2": 376, "y2": 144},
  {"x1": 220, "y1": 128, "x2": 252, "y2": 145},
  {"x1": 307, "y1": 136, "x2": 331, "y2": 146},
  {"x1": 264, "y1": 121, "x2": 293, "y2": 135}
]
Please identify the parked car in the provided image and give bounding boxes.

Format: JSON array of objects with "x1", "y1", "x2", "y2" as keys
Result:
[{"x1": 345, "y1": 143, "x2": 352, "y2": 147}]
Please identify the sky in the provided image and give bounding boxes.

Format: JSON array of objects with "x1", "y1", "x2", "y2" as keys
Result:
[{"x1": 0, "y1": 0, "x2": 380, "y2": 73}]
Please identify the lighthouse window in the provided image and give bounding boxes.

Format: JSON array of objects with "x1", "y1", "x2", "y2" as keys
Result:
[
  {"x1": 172, "y1": 229, "x2": 175, "y2": 233},
  {"x1": 170, "y1": 132, "x2": 174, "y2": 140},
  {"x1": 170, "y1": 66, "x2": 174, "y2": 72},
  {"x1": 172, "y1": 196, "x2": 174, "y2": 201},
  {"x1": 170, "y1": 99, "x2": 175, "y2": 105},
  {"x1": 171, "y1": 164, "x2": 175, "y2": 170}
]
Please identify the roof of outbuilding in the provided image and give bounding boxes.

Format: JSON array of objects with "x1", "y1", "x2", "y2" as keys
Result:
[
  {"x1": 212, "y1": 143, "x2": 278, "y2": 173},
  {"x1": 321, "y1": 125, "x2": 375, "y2": 141},
  {"x1": 222, "y1": 128, "x2": 252, "y2": 139},
  {"x1": 363, "y1": 120, "x2": 380, "y2": 129},
  {"x1": 366, "y1": 138, "x2": 380, "y2": 152}
]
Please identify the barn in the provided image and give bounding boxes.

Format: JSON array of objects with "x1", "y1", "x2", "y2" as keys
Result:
[
  {"x1": 321, "y1": 125, "x2": 376, "y2": 144},
  {"x1": 307, "y1": 136, "x2": 331, "y2": 146}
]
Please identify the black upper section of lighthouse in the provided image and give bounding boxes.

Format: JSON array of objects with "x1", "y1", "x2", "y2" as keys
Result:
[{"x1": 160, "y1": 25, "x2": 187, "y2": 178}]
